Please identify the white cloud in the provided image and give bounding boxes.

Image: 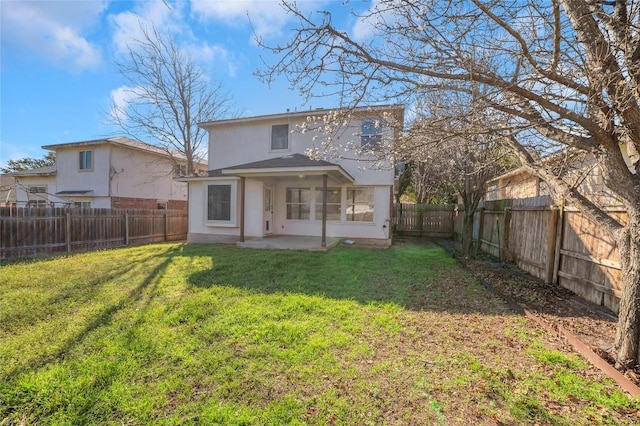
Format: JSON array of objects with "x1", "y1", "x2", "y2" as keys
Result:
[
  {"x1": 109, "y1": 85, "x2": 145, "y2": 122},
  {"x1": 0, "y1": 0, "x2": 106, "y2": 70},
  {"x1": 350, "y1": 0, "x2": 399, "y2": 42},
  {"x1": 109, "y1": 1, "x2": 185, "y2": 55},
  {"x1": 191, "y1": 0, "x2": 323, "y2": 42}
]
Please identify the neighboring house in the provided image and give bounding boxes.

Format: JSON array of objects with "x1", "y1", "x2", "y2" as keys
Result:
[
  {"x1": 10, "y1": 137, "x2": 206, "y2": 209},
  {"x1": 485, "y1": 152, "x2": 623, "y2": 207},
  {"x1": 178, "y1": 105, "x2": 404, "y2": 246},
  {"x1": 0, "y1": 174, "x2": 17, "y2": 207}
]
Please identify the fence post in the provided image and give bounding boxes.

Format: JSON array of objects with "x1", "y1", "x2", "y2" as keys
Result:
[
  {"x1": 418, "y1": 206, "x2": 424, "y2": 237},
  {"x1": 125, "y1": 213, "x2": 129, "y2": 246},
  {"x1": 545, "y1": 206, "x2": 559, "y2": 284},
  {"x1": 552, "y1": 201, "x2": 565, "y2": 284},
  {"x1": 476, "y1": 207, "x2": 485, "y2": 254},
  {"x1": 66, "y1": 212, "x2": 71, "y2": 253},
  {"x1": 164, "y1": 212, "x2": 168, "y2": 241},
  {"x1": 500, "y1": 207, "x2": 511, "y2": 261}
]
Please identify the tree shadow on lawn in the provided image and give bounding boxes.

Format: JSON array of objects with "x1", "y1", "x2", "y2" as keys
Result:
[
  {"x1": 1, "y1": 245, "x2": 182, "y2": 386},
  {"x1": 185, "y1": 242, "x2": 518, "y2": 317}
]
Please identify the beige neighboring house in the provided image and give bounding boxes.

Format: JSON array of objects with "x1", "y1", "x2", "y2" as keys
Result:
[
  {"x1": 177, "y1": 105, "x2": 404, "y2": 246},
  {"x1": 10, "y1": 137, "x2": 206, "y2": 209},
  {"x1": 0, "y1": 174, "x2": 18, "y2": 206},
  {"x1": 486, "y1": 153, "x2": 623, "y2": 207}
]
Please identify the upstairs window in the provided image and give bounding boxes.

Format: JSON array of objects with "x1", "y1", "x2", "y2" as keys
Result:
[
  {"x1": 29, "y1": 186, "x2": 47, "y2": 194},
  {"x1": 361, "y1": 119, "x2": 382, "y2": 149},
  {"x1": 173, "y1": 164, "x2": 187, "y2": 177},
  {"x1": 271, "y1": 124, "x2": 289, "y2": 150},
  {"x1": 79, "y1": 150, "x2": 93, "y2": 170}
]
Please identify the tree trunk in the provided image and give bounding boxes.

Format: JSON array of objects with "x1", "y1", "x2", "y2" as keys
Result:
[
  {"x1": 461, "y1": 211, "x2": 475, "y2": 255},
  {"x1": 615, "y1": 211, "x2": 640, "y2": 368}
]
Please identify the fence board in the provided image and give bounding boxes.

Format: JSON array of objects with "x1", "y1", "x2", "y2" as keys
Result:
[{"x1": 0, "y1": 207, "x2": 187, "y2": 260}]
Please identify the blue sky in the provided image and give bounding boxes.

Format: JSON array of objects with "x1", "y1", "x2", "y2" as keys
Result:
[{"x1": 0, "y1": 0, "x2": 378, "y2": 168}]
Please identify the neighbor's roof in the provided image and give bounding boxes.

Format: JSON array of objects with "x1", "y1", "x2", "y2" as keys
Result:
[
  {"x1": 42, "y1": 137, "x2": 207, "y2": 165},
  {"x1": 7, "y1": 165, "x2": 57, "y2": 177},
  {"x1": 199, "y1": 104, "x2": 405, "y2": 128}
]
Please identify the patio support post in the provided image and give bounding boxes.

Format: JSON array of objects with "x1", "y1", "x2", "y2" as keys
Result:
[
  {"x1": 322, "y1": 174, "x2": 327, "y2": 247},
  {"x1": 240, "y1": 176, "x2": 245, "y2": 243}
]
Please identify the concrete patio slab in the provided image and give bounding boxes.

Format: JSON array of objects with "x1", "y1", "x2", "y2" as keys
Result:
[{"x1": 236, "y1": 235, "x2": 342, "y2": 251}]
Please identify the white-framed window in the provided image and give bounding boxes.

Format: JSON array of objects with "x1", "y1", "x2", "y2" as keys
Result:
[
  {"x1": 74, "y1": 201, "x2": 91, "y2": 209},
  {"x1": 271, "y1": 124, "x2": 289, "y2": 150},
  {"x1": 286, "y1": 187, "x2": 311, "y2": 220},
  {"x1": 361, "y1": 119, "x2": 382, "y2": 149},
  {"x1": 314, "y1": 187, "x2": 342, "y2": 221},
  {"x1": 206, "y1": 181, "x2": 237, "y2": 225},
  {"x1": 346, "y1": 187, "x2": 374, "y2": 222},
  {"x1": 27, "y1": 199, "x2": 48, "y2": 206},
  {"x1": 28, "y1": 186, "x2": 47, "y2": 194},
  {"x1": 173, "y1": 164, "x2": 187, "y2": 177},
  {"x1": 79, "y1": 150, "x2": 93, "y2": 170}
]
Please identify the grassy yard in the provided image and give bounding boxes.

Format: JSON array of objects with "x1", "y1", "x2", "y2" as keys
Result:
[{"x1": 1, "y1": 241, "x2": 638, "y2": 425}]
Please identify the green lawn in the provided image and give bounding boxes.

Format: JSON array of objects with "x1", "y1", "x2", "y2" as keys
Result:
[{"x1": 1, "y1": 242, "x2": 638, "y2": 425}]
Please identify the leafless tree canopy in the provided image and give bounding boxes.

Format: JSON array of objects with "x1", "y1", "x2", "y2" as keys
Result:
[
  {"x1": 259, "y1": 1, "x2": 640, "y2": 367},
  {"x1": 110, "y1": 25, "x2": 232, "y2": 175}
]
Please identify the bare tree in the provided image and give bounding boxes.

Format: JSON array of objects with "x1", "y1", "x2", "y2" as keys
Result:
[
  {"x1": 110, "y1": 25, "x2": 232, "y2": 175},
  {"x1": 259, "y1": 0, "x2": 640, "y2": 368},
  {"x1": 402, "y1": 92, "x2": 512, "y2": 254}
]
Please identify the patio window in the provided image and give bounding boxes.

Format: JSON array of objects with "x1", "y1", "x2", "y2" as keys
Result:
[
  {"x1": 361, "y1": 119, "x2": 382, "y2": 149},
  {"x1": 271, "y1": 124, "x2": 289, "y2": 150},
  {"x1": 346, "y1": 187, "x2": 374, "y2": 222},
  {"x1": 207, "y1": 184, "x2": 232, "y2": 221},
  {"x1": 315, "y1": 187, "x2": 341, "y2": 221},
  {"x1": 79, "y1": 150, "x2": 93, "y2": 170},
  {"x1": 286, "y1": 187, "x2": 310, "y2": 220}
]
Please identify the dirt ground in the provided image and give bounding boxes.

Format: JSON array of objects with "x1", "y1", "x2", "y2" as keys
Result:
[{"x1": 431, "y1": 238, "x2": 640, "y2": 387}]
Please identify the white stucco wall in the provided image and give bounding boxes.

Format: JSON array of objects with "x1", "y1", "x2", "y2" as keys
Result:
[
  {"x1": 13, "y1": 176, "x2": 59, "y2": 205},
  {"x1": 110, "y1": 145, "x2": 187, "y2": 201},
  {"x1": 206, "y1": 114, "x2": 395, "y2": 185},
  {"x1": 55, "y1": 145, "x2": 110, "y2": 196}
]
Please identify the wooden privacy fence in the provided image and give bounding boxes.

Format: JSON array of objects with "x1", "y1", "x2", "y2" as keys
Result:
[
  {"x1": 401, "y1": 197, "x2": 625, "y2": 313},
  {"x1": 461, "y1": 196, "x2": 625, "y2": 313},
  {"x1": 394, "y1": 203, "x2": 454, "y2": 237},
  {"x1": 0, "y1": 207, "x2": 188, "y2": 260}
]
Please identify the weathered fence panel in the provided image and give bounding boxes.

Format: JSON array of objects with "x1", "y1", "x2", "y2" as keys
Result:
[
  {"x1": 449, "y1": 196, "x2": 624, "y2": 313},
  {"x1": 557, "y1": 207, "x2": 625, "y2": 312},
  {"x1": 0, "y1": 207, "x2": 188, "y2": 260},
  {"x1": 394, "y1": 204, "x2": 454, "y2": 237}
]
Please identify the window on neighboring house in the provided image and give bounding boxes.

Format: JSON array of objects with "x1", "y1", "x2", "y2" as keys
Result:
[
  {"x1": 315, "y1": 187, "x2": 342, "y2": 221},
  {"x1": 361, "y1": 119, "x2": 382, "y2": 149},
  {"x1": 207, "y1": 184, "x2": 232, "y2": 221},
  {"x1": 27, "y1": 199, "x2": 48, "y2": 207},
  {"x1": 173, "y1": 164, "x2": 187, "y2": 177},
  {"x1": 74, "y1": 201, "x2": 91, "y2": 209},
  {"x1": 346, "y1": 187, "x2": 374, "y2": 222},
  {"x1": 286, "y1": 187, "x2": 310, "y2": 220},
  {"x1": 27, "y1": 186, "x2": 47, "y2": 204},
  {"x1": 271, "y1": 124, "x2": 289, "y2": 150},
  {"x1": 79, "y1": 150, "x2": 93, "y2": 170},
  {"x1": 29, "y1": 186, "x2": 46, "y2": 194}
]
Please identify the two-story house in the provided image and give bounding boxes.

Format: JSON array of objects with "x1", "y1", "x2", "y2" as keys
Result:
[
  {"x1": 11, "y1": 137, "x2": 206, "y2": 209},
  {"x1": 178, "y1": 105, "x2": 404, "y2": 247}
]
